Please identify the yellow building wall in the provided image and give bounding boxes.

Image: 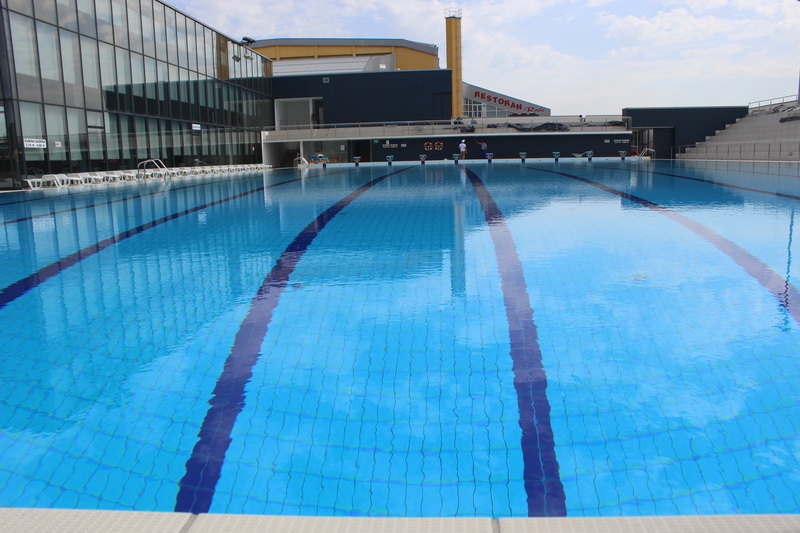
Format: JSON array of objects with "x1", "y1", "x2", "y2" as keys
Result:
[{"x1": 251, "y1": 45, "x2": 439, "y2": 70}]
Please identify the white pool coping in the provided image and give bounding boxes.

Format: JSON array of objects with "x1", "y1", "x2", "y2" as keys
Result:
[{"x1": 3, "y1": 509, "x2": 800, "y2": 533}]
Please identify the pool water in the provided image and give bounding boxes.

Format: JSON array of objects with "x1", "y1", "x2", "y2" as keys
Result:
[{"x1": 0, "y1": 160, "x2": 799, "y2": 517}]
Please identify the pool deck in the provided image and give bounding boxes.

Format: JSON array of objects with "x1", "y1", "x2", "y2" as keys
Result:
[{"x1": 3, "y1": 509, "x2": 800, "y2": 533}]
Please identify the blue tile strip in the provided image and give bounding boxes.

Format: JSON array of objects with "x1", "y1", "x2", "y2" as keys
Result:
[
  {"x1": 463, "y1": 168, "x2": 567, "y2": 517},
  {"x1": 533, "y1": 167, "x2": 800, "y2": 326},
  {"x1": 0, "y1": 178, "x2": 306, "y2": 310},
  {"x1": 174, "y1": 168, "x2": 409, "y2": 514}
]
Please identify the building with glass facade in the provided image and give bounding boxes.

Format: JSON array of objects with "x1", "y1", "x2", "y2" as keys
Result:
[{"x1": 0, "y1": 0, "x2": 274, "y2": 189}]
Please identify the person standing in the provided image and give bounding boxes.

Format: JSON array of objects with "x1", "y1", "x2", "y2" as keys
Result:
[
  {"x1": 475, "y1": 139, "x2": 487, "y2": 158},
  {"x1": 459, "y1": 139, "x2": 467, "y2": 160}
]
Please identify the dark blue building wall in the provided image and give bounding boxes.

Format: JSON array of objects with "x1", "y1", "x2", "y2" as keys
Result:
[
  {"x1": 360, "y1": 133, "x2": 631, "y2": 162},
  {"x1": 623, "y1": 106, "x2": 748, "y2": 157},
  {"x1": 272, "y1": 70, "x2": 452, "y2": 123}
]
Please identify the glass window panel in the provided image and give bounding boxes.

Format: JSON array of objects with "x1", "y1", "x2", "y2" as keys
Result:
[
  {"x1": 159, "y1": 119, "x2": 171, "y2": 162},
  {"x1": 130, "y1": 52, "x2": 144, "y2": 97},
  {"x1": 80, "y1": 36, "x2": 103, "y2": 109},
  {"x1": 60, "y1": 30, "x2": 84, "y2": 108},
  {"x1": 134, "y1": 116, "x2": 147, "y2": 159},
  {"x1": 144, "y1": 56, "x2": 156, "y2": 99},
  {"x1": 189, "y1": 70, "x2": 198, "y2": 121},
  {"x1": 176, "y1": 14, "x2": 188, "y2": 68},
  {"x1": 37, "y1": 22, "x2": 64, "y2": 105},
  {"x1": 9, "y1": 13, "x2": 41, "y2": 101},
  {"x1": 105, "y1": 113, "x2": 119, "y2": 160},
  {"x1": 6, "y1": 0, "x2": 33, "y2": 16},
  {"x1": 140, "y1": 0, "x2": 155, "y2": 57},
  {"x1": 87, "y1": 110, "x2": 104, "y2": 128},
  {"x1": 45, "y1": 105, "x2": 68, "y2": 166},
  {"x1": 20, "y1": 102, "x2": 46, "y2": 164},
  {"x1": 179, "y1": 68, "x2": 188, "y2": 104},
  {"x1": 195, "y1": 22, "x2": 205, "y2": 75},
  {"x1": 76, "y1": 0, "x2": 96, "y2": 38},
  {"x1": 114, "y1": 48, "x2": 131, "y2": 90},
  {"x1": 147, "y1": 117, "x2": 160, "y2": 158},
  {"x1": 127, "y1": 0, "x2": 142, "y2": 53},
  {"x1": 98, "y1": 41, "x2": 117, "y2": 110},
  {"x1": 171, "y1": 120, "x2": 182, "y2": 157},
  {"x1": 87, "y1": 110, "x2": 104, "y2": 168},
  {"x1": 131, "y1": 52, "x2": 147, "y2": 115},
  {"x1": 165, "y1": 8, "x2": 177, "y2": 65},
  {"x1": 157, "y1": 60, "x2": 169, "y2": 112},
  {"x1": 118, "y1": 113, "x2": 131, "y2": 160},
  {"x1": 20, "y1": 102, "x2": 45, "y2": 137},
  {"x1": 169, "y1": 64, "x2": 180, "y2": 118},
  {"x1": 95, "y1": 0, "x2": 113, "y2": 43},
  {"x1": 153, "y1": 1, "x2": 167, "y2": 61},
  {"x1": 88, "y1": 127, "x2": 104, "y2": 166},
  {"x1": 115, "y1": 47, "x2": 131, "y2": 112},
  {"x1": 111, "y1": 0, "x2": 128, "y2": 48},
  {"x1": 205, "y1": 28, "x2": 214, "y2": 77},
  {"x1": 56, "y1": 0, "x2": 79, "y2": 31},
  {"x1": 186, "y1": 19, "x2": 197, "y2": 72},
  {"x1": 35, "y1": 0, "x2": 58, "y2": 25},
  {"x1": 66, "y1": 107, "x2": 88, "y2": 171}
]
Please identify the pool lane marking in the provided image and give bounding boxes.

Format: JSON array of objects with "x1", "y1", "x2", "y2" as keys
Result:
[
  {"x1": 529, "y1": 166, "x2": 800, "y2": 326},
  {"x1": 0, "y1": 177, "x2": 313, "y2": 310},
  {"x1": 463, "y1": 167, "x2": 567, "y2": 517},
  {"x1": 174, "y1": 168, "x2": 410, "y2": 515},
  {"x1": 593, "y1": 164, "x2": 800, "y2": 202}
]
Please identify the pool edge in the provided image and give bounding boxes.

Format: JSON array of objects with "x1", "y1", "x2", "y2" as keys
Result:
[{"x1": 3, "y1": 508, "x2": 800, "y2": 533}]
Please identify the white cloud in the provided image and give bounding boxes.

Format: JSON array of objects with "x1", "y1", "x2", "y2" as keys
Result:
[
  {"x1": 596, "y1": 8, "x2": 746, "y2": 46},
  {"x1": 167, "y1": 0, "x2": 800, "y2": 114}
]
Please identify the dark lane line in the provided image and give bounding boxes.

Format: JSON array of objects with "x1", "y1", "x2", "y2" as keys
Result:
[
  {"x1": 174, "y1": 168, "x2": 411, "y2": 514},
  {"x1": 0, "y1": 176, "x2": 311, "y2": 310},
  {"x1": 593, "y1": 164, "x2": 800, "y2": 201},
  {"x1": 463, "y1": 167, "x2": 566, "y2": 517},
  {"x1": 530, "y1": 166, "x2": 800, "y2": 326}
]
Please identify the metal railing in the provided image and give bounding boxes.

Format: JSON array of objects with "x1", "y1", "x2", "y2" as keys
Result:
[
  {"x1": 676, "y1": 141, "x2": 800, "y2": 161},
  {"x1": 263, "y1": 115, "x2": 631, "y2": 142},
  {"x1": 749, "y1": 94, "x2": 800, "y2": 111}
]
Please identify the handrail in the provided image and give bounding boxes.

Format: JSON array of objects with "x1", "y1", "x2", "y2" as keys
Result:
[
  {"x1": 264, "y1": 115, "x2": 630, "y2": 132},
  {"x1": 137, "y1": 158, "x2": 169, "y2": 178},
  {"x1": 261, "y1": 115, "x2": 631, "y2": 143},
  {"x1": 749, "y1": 94, "x2": 800, "y2": 109},
  {"x1": 639, "y1": 148, "x2": 656, "y2": 158}
]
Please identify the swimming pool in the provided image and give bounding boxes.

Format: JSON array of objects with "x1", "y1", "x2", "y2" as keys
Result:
[{"x1": 0, "y1": 160, "x2": 798, "y2": 517}]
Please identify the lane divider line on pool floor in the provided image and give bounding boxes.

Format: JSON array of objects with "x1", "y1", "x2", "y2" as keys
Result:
[
  {"x1": 462, "y1": 167, "x2": 567, "y2": 518},
  {"x1": 526, "y1": 166, "x2": 800, "y2": 326},
  {"x1": 174, "y1": 167, "x2": 411, "y2": 515}
]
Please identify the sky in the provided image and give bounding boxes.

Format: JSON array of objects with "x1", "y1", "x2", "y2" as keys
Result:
[{"x1": 168, "y1": 0, "x2": 800, "y2": 115}]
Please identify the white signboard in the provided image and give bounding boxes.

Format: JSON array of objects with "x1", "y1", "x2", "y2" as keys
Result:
[{"x1": 23, "y1": 138, "x2": 47, "y2": 149}]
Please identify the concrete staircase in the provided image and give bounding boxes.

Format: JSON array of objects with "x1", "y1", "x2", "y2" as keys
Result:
[{"x1": 679, "y1": 100, "x2": 800, "y2": 161}]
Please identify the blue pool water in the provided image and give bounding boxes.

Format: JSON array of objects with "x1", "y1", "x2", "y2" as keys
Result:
[{"x1": 0, "y1": 160, "x2": 799, "y2": 517}]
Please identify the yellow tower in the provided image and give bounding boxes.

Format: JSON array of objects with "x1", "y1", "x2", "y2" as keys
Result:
[{"x1": 445, "y1": 8, "x2": 463, "y2": 120}]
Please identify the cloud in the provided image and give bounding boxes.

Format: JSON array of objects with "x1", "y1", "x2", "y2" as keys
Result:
[
  {"x1": 167, "y1": 0, "x2": 799, "y2": 114},
  {"x1": 596, "y1": 8, "x2": 746, "y2": 46}
]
